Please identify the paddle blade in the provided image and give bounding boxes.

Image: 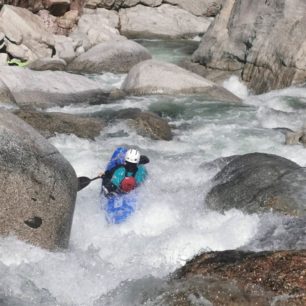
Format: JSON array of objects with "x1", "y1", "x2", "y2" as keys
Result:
[
  {"x1": 140, "y1": 155, "x2": 150, "y2": 164},
  {"x1": 78, "y1": 176, "x2": 92, "y2": 191}
]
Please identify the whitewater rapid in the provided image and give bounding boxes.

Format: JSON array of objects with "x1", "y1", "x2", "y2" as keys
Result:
[{"x1": 1, "y1": 41, "x2": 306, "y2": 305}]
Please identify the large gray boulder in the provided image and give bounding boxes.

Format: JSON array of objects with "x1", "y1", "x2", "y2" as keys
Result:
[
  {"x1": 0, "y1": 66, "x2": 108, "y2": 108},
  {"x1": 205, "y1": 153, "x2": 306, "y2": 216},
  {"x1": 192, "y1": 0, "x2": 306, "y2": 94},
  {"x1": 0, "y1": 5, "x2": 55, "y2": 61},
  {"x1": 119, "y1": 4, "x2": 211, "y2": 39},
  {"x1": 0, "y1": 109, "x2": 77, "y2": 250},
  {"x1": 68, "y1": 40, "x2": 152, "y2": 73},
  {"x1": 121, "y1": 59, "x2": 241, "y2": 103}
]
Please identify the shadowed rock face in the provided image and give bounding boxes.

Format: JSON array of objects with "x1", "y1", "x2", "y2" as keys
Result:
[
  {"x1": 205, "y1": 153, "x2": 306, "y2": 216},
  {"x1": 94, "y1": 108, "x2": 173, "y2": 140},
  {"x1": 192, "y1": 0, "x2": 306, "y2": 94},
  {"x1": 14, "y1": 109, "x2": 106, "y2": 139},
  {"x1": 0, "y1": 109, "x2": 77, "y2": 250}
]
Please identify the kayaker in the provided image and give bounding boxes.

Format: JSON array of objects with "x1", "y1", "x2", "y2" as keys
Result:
[{"x1": 100, "y1": 148, "x2": 148, "y2": 197}]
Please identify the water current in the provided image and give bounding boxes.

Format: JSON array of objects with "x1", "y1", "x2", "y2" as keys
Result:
[{"x1": 1, "y1": 40, "x2": 306, "y2": 305}]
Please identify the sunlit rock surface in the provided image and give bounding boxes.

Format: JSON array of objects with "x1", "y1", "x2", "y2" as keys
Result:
[
  {"x1": 68, "y1": 40, "x2": 152, "y2": 73},
  {"x1": 206, "y1": 153, "x2": 306, "y2": 216},
  {"x1": 121, "y1": 59, "x2": 241, "y2": 103},
  {"x1": 0, "y1": 110, "x2": 77, "y2": 250},
  {"x1": 192, "y1": 0, "x2": 306, "y2": 94},
  {"x1": 0, "y1": 5, "x2": 55, "y2": 61},
  {"x1": 0, "y1": 66, "x2": 108, "y2": 108},
  {"x1": 119, "y1": 4, "x2": 211, "y2": 39}
]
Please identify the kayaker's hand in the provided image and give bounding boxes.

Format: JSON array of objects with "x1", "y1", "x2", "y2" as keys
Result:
[{"x1": 98, "y1": 172, "x2": 105, "y2": 178}]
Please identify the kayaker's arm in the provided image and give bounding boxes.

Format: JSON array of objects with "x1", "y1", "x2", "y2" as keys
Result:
[{"x1": 135, "y1": 165, "x2": 148, "y2": 185}]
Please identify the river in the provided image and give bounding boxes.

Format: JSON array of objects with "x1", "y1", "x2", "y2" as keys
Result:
[{"x1": 0, "y1": 39, "x2": 306, "y2": 306}]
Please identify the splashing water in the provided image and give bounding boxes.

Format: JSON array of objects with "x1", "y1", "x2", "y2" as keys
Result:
[{"x1": 1, "y1": 40, "x2": 306, "y2": 305}]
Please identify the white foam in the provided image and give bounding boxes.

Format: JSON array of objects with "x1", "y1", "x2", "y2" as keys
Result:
[{"x1": 223, "y1": 75, "x2": 249, "y2": 99}]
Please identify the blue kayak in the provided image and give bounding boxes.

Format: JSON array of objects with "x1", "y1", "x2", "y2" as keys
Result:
[
  {"x1": 103, "y1": 191, "x2": 137, "y2": 224},
  {"x1": 101, "y1": 146, "x2": 138, "y2": 224}
]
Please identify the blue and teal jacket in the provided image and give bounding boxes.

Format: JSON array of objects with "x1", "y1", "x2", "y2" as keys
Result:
[{"x1": 111, "y1": 164, "x2": 147, "y2": 188}]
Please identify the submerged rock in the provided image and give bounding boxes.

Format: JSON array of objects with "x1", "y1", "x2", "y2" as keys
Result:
[
  {"x1": 0, "y1": 66, "x2": 108, "y2": 108},
  {"x1": 205, "y1": 153, "x2": 306, "y2": 216},
  {"x1": 14, "y1": 109, "x2": 106, "y2": 140},
  {"x1": 0, "y1": 109, "x2": 77, "y2": 250},
  {"x1": 68, "y1": 40, "x2": 152, "y2": 73},
  {"x1": 121, "y1": 59, "x2": 241, "y2": 103}
]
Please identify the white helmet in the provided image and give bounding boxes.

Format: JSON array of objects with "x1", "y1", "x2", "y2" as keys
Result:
[{"x1": 125, "y1": 149, "x2": 140, "y2": 164}]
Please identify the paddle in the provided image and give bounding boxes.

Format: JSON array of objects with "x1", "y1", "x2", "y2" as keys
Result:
[
  {"x1": 78, "y1": 176, "x2": 101, "y2": 191},
  {"x1": 77, "y1": 154, "x2": 150, "y2": 192}
]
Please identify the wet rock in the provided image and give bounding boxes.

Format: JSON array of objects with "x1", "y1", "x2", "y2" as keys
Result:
[
  {"x1": 119, "y1": 4, "x2": 211, "y2": 39},
  {"x1": 0, "y1": 109, "x2": 77, "y2": 250},
  {"x1": 68, "y1": 40, "x2": 151, "y2": 73},
  {"x1": 173, "y1": 249, "x2": 306, "y2": 305},
  {"x1": 133, "y1": 111, "x2": 172, "y2": 141},
  {"x1": 205, "y1": 153, "x2": 306, "y2": 216},
  {"x1": 192, "y1": 0, "x2": 306, "y2": 94},
  {"x1": 285, "y1": 130, "x2": 304, "y2": 145},
  {"x1": 121, "y1": 59, "x2": 241, "y2": 103},
  {"x1": 0, "y1": 66, "x2": 108, "y2": 108},
  {"x1": 285, "y1": 126, "x2": 306, "y2": 147},
  {"x1": 14, "y1": 109, "x2": 106, "y2": 139},
  {"x1": 243, "y1": 215, "x2": 306, "y2": 251},
  {"x1": 98, "y1": 108, "x2": 172, "y2": 140}
]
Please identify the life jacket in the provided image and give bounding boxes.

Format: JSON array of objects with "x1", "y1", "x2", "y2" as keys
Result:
[{"x1": 120, "y1": 176, "x2": 137, "y2": 193}]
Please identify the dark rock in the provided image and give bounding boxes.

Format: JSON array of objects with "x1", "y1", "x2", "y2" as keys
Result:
[
  {"x1": 14, "y1": 109, "x2": 105, "y2": 139},
  {"x1": 206, "y1": 153, "x2": 306, "y2": 216},
  {"x1": 173, "y1": 249, "x2": 306, "y2": 305},
  {"x1": 133, "y1": 111, "x2": 173, "y2": 141},
  {"x1": 0, "y1": 109, "x2": 77, "y2": 250},
  {"x1": 94, "y1": 108, "x2": 172, "y2": 140}
]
